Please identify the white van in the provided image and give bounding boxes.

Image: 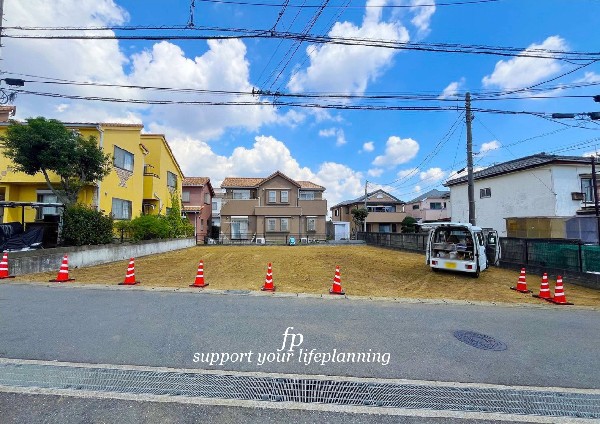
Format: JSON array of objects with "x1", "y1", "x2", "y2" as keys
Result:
[{"x1": 425, "y1": 223, "x2": 500, "y2": 278}]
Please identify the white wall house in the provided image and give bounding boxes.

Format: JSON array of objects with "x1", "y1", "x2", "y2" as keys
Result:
[
  {"x1": 404, "y1": 189, "x2": 451, "y2": 222},
  {"x1": 445, "y1": 154, "x2": 595, "y2": 237}
]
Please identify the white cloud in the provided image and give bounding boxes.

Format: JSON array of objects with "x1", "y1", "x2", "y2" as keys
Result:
[
  {"x1": 419, "y1": 167, "x2": 445, "y2": 182},
  {"x1": 583, "y1": 150, "x2": 600, "y2": 157},
  {"x1": 373, "y1": 136, "x2": 419, "y2": 167},
  {"x1": 482, "y1": 36, "x2": 568, "y2": 90},
  {"x1": 397, "y1": 167, "x2": 419, "y2": 179},
  {"x1": 5, "y1": 1, "x2": 286, "y2": 141},
  {"x1": 170, "y1": 135, "x2": 363, "y2": 209},
  {"x1": 287, "y1": 0, "x2": 410, "y2": 95},
  {"x1": 362, "y1": 141, "x2": 375, "y2": 152},
  {"x1": 576, "y1": 72, "x2": 600, "y2": 83},
  {"x1": 319, "y1": 127, "x2": 347, "y2": 146},
  {"x1": 368, "y1": 168, "x2": 384, "y2": 177},
  {"x1": 409, "y1": 0, "x2": 436, "y2": 36},
  {"x1": 478, "y1": 140, "x2": 501, "y2": 156},
  {"x1": 438, "y1": 78, "x2": 465, "y2": 99}
]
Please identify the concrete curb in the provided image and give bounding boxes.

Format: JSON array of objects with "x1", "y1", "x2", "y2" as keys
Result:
[{"x1": 3, "y1": 280, "x2": 599, "y2": 310}]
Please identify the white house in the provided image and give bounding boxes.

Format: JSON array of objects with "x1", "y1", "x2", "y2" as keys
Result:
[{"x1": 445, "y1": 153, "x2": 596, "y2": 237}]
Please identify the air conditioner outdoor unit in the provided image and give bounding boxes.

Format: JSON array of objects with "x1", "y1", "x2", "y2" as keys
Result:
[
  {"x1": 571, "y1": 192, "x2": 585, "y2": 201},
  {"x1": 256, "y1": 237, "x2": 266, "y2": 244}
]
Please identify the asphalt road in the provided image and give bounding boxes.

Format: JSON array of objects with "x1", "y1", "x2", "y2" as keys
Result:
[{"x1": 1, "y1": 283, "x2": 599, "y2": 423}]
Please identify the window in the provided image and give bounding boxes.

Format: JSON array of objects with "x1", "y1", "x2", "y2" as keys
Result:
[
  {"x1": 300, "y1": 191, "x2": 315, "y2": 200},
  {"x1": 582, "y1": 178, "x2": 595, "y2": 203},
  {"x1": 267, "y1": 218, "x2": 276, "y2": 231},
  {"x1": 231, "y1": 217, "x2": 249, "y2": 239},
  {"x1": 480, "y1": 188, "x2": 491, "y2": 198},
  {"x1": 233, "y1": 190, "x2": 250, "y2": 200},
  {"x1": 167, "y1": 171, "x2": 177, "y2": 189},
  {"x1": 412, "y1": 204, "x2": 420, "y2": 210},
  {"x1": 113, "y1": 146, "x2": 134, "y2": 171},
  {"x1": 379, "y1": 224, "x2": 391, "y2": 233},
  {"x1": 280, "y1": 218, "x2": 289, "y2": 232},
  {"x1": 204, "y1": 193, "x2": 210, "y2": 204},
  {"x1": 36, "y1": 192, "x2": 59, "y2": 220},
  {"x1": 334, "y1": 209, "x2": 339, "y2": 217},
  {"x1": 307, "y1": 217, "x2": 316, "y2": 232},
  {"x1": 430, "y1": 202, "x2": 442, "y2": 210},
  {"x1": 212, "y1": 201, "x2": 218, "y2": 211},
  {"x1": 182, "y1": 191, "x2": 190, "y2": 202},
  {"x1": 268, "y1": 191, "x2": 276, "y2": 203},
  {"x1": 112, "y1": 198, "x2": 132, "y2": 220},
  {"x1": 200, "y1": 219, "x2": 204, "y2": 230},
  {"x1": 281, "y1": 191, "x2": 289, "y2": 203}
]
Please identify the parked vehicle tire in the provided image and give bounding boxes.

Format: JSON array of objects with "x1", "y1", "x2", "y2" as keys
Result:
[{"x1": 472, "y1": 265, "x2": 480, "y2": 278}]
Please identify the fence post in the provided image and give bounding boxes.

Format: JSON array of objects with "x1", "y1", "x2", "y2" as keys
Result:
[
  {"x1": 578, "y1": 242, "x2": 583, "y2": 273},
  {"x1": 524, "y1": 239, "x2": 529, "y2": 267}
]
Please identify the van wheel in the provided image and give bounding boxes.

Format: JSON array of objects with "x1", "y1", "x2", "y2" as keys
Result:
[
  {"x1": 472, "y1": 265, "x2": 480, "y2": 278},
  {"x1": 431, "y1": 267, "x2": 438, "y2": 272}
]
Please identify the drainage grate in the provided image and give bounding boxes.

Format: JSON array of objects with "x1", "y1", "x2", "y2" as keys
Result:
[
  {"x1": 1, "y1": 362, "x2": 599, "y2": 419},
  {"x1": 453, "y1": 330, "x2": 508, "y2": 351}
]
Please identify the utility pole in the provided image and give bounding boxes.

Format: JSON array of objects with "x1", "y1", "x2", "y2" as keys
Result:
[
  {"x1": 592, "y1": 155, "x2": 600, "y2": 245},
  {"x1": 466, "y1": 92, "x2": 476, "y2": 226},
  {"x1": 363, "y1": 180, "x2": 368, "y2": 232}
]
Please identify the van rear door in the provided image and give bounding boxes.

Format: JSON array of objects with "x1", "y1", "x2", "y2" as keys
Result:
[{"x1": 485, "y1": 230, "x2": 500, "y2": 266}]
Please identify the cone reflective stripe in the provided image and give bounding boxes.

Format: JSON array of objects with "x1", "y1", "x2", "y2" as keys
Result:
[
  {"x1": 118, "y1": 257, "x2": 139, "y2": 285},
  {"x1": 0, "y1": 252, "x2": 15, "y2": 279},
  {"x1": 261, "y1": 262, "x2": 275, "y2": 291},
  {"x1": 49, "y1": 255, "x2": 75, "y2": 282},
  {"x1": 548, "y1": 276, "x2": 573, "y2": 305},
  {"x1": 329, "y1": 265, "x2": 345, "y2": 295},
  {"x1": 190, "y1": 260, "x2": 208, "y2": 287},
  {"x1": 510, "y1": 268, "x2": 531, "y2": 293},
  {"x1": 533, "y1": 273, "x2": 551, "y2": 299}
]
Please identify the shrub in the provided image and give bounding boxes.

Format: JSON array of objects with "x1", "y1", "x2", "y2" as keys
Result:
[
  {"x1": 128, "y1": 214, "x2": 171, "y2": 241},
  {"x1": 62, "y1": 204, "x2": 113, "y2": 246},
  {"x1": 401, "y1": 216, "x2": 418, "y2": 233}
]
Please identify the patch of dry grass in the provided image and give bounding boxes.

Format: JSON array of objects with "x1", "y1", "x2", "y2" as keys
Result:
[{"x1": 13, "y1": 245, "x2": 600, "y2": 307}]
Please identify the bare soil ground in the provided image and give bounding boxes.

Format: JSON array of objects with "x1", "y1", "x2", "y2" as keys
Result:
[{"x1": 13, "y1": 245, "x2": 600, "y2": 307}]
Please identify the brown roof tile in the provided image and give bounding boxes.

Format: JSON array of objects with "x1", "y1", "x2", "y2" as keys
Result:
[
  {"x1": 221, "y1": 177, "x2": 265, "y2": 188},
  {"x1": 298, "y1": 181, "x2": 325, "y2": 190},
  {"x1": 183, "y1": 177, "x2": 210, "y2": 186}
]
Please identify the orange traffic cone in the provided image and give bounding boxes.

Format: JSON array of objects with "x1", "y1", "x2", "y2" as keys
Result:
[
  {"x1": 329, "y1": 265, "x2": 345, "y2": 295},
  {"x1": 49, "y1": 254, "x2": 75, "y2": 282},
  {"x1": 190, "y1": 260, "x2": 208, "y2": 288},
  {"x1": 547, "y1": 276, "x2": 573, "y2": 305},
  {"x1": 118, "y1": 257, "x2": 139, "y2": 285},
  {"x1": 510, "y1": 268, "x2": 531, "y2": 293},
  {"x1": 0, "y1": 252, "x2": 15, "y2": 279},
  {"x1": 261, "y1": 262, "x2": 275, "y2": 291},
  {"x1": 533, "y1": 273, "x2": 551, "y2": 299}
]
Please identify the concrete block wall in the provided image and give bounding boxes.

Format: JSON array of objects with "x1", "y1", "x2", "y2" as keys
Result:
[{"x1": 5, "y1": 238, "x2": 196, "y2": 276}]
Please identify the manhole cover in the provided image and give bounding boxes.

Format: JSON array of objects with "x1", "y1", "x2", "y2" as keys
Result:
[{"x1": 453, "y1": 330, "x2": 507, "y2": 351}]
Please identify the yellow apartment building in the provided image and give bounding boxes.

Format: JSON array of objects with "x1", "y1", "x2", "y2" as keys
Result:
[{"x1": 0, "y1": 120, "x2": 184, "y2": 224}]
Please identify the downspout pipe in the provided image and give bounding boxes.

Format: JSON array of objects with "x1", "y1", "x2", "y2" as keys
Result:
[{"x1": 95, "y1": 124, "x2": 105, "y2": 210}]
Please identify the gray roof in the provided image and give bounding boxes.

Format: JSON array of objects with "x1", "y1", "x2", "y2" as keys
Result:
[
  {"x1": 445, "y1": 153, "x2": 592, "y2": 187},
  {"x1": 330, "y1": 189, "x2": 402, "y2": 209},
  {"x1": 407, "y1": 189, "x2": 450, "y2": 204}
]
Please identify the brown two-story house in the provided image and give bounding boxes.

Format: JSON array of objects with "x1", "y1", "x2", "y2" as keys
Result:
[
  {"x1": 220, "y1": 171, "x2": 327, "y2": 243},
  {"x1": 330, "y1": 189, "x2": 406, "y2": 235}
]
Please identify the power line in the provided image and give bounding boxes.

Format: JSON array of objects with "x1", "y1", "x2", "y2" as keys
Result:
[
  {"x1": 194, "y1": 0, "x2": 503, "y2": 8},
  {"x1": 4, "y1": 28, "x2": 599, "y2": 61}
]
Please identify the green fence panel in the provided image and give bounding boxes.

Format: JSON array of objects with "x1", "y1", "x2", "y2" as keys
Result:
[{"x1": 582, "y1": 245, "x2": 600, "y2": 273}]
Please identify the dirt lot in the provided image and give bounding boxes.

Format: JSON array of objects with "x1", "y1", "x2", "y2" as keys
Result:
[{"x1": 13, "y1": 245, "x2": 600, "y2": 307}]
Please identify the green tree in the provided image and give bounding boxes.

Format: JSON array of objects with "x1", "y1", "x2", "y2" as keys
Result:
[
  {"x1": 400, "y1": 216, "x2": 418, "y2": 233},
  {"x1": 1, "y1": 117, "x2": 112, "y2": 205},
  {"x1": 351, "y1": 207, "x2": 369, "y2": 233}
]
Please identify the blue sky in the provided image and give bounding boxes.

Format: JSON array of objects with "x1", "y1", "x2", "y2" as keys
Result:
[{"x1": 2, "y1": 0, "x2": 600, "y2": 207}]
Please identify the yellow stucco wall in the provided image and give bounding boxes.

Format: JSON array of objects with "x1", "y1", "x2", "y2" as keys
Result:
[{"x1": 0, "y1": 122, "x2": 184, "y2": 223}]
